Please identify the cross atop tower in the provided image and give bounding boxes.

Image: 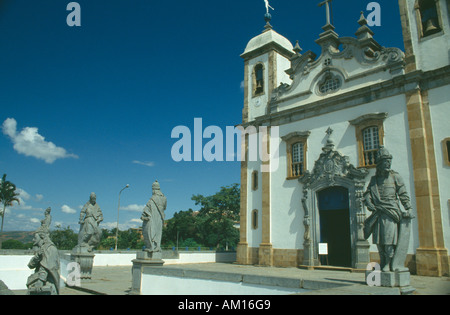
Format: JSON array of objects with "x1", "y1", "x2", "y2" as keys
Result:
[{"x1": 318, "y1": 0, "x2": 334, "y2": 27}]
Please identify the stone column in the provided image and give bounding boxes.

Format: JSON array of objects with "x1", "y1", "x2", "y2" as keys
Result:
[
  {"x1": 405, "y1": 88, "x2": 449, "y2": 276},
  {"x1": 355, "y1": 182, "x2": 370, "y2": 269},
  {"x1": 301, "y1": 187, "x2": 315, "y2": 269},
  {"x1": 237, "y1": 134, "x2": 250, "y2": 265},
  {"x1": 258, "y1": 126, "x2": 273, "y2": 266}
]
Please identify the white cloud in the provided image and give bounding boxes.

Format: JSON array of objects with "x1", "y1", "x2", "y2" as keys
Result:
[
  {"x1": 120, "y1": 204, "x2": 145, "y2": 212},
  {"x1": 100, "y1": 220, "x2": 140, "y2": 231},
  {"x1": 2, "y1": 118, "x2": 78, "y2": 164},
  {"x1": 30, "y1": 218, "x2": 40, "y2": 224},
  {"x1": 9, "y1": 187, "x2": 42, "y2": 211},
  {"x1": 132, "y1": 160, "x2": 155, "y2": 167},
  {"x1": 1, "y1": 212, "x2": 42, "y2": 231},
  {"x1": 35, "y1": 194, "x2": 44, "y2": 201},
  {"x1": 16, "y1": 188, "x2": 31, "y2": 201},
  {"x1": 61, "y1": 205, "x2": 77, "y2": 214}
]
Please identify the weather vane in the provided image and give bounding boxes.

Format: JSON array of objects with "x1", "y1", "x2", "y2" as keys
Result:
[{"x1": 264, "y1": 0, "x2": 274, "y2": 15}]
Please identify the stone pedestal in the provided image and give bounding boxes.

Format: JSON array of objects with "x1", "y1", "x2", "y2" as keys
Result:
[
  {"x1": 27, "y1": 284, "x2": 58, "y2": 295},
  {"x1": 366, "y1": 269, "x2": 415, "y2": 295},
  {"x1": 383, "y1": 271, "x2": 415, "y2": 295},
  {"x1": 355, "y1": 240, "x2": 371, "y2": 269},
  {"x1": 71, "y1": 252, "x2": 95, "y2": 280},
  {"x1": 130, "y1": 251, "x2": 164, "y2": 295}
]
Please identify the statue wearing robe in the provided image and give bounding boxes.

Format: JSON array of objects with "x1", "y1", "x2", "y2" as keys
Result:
[
  {"x1": 27, "y1": 228, "x2": 60, "y2": 295},
  {"x1": 76, "y1": 193, "x2": 103, "y2": 253},
  {"x1": 141, "y1": 180, "x2": 167, "y2": 254},
  {"x1": 364, "y1": 147, "x2": 414, "y2": 272}
]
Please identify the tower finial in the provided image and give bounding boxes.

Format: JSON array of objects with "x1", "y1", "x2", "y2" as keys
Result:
[{"x1": 263, "y1": 0, "x2": 274, "y2": 31}]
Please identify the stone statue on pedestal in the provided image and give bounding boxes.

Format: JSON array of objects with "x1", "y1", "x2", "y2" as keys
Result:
[
  {"x1": 364, "y1": 146, "x2": 414, "y2": 272},
  {"x1": 141, "y1": 180, "x2": 167, "y2": 258},
  {"x1": 27, "y1": 209, "x2": 60, "y2": 295},
  {"x1": 73, "y1": 192, "x2": 103, "y2": 253},
  {"x1": 71, "y1": 193, "x2": 103, "y2": 280},
  {"x1": 364, "y1": 146, "x2": 415, "y2": 293},
  {"x1": 132, "y1": 181, "x2": 167, "y2": 294}
]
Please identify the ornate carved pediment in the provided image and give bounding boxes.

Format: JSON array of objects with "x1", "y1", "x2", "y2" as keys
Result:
[
  {"x1": 269, "y1": 13, "x2": 405, "y2": 109},
  {"x1": 300, "y1": 130, "x2": 368, "y2": 188}
]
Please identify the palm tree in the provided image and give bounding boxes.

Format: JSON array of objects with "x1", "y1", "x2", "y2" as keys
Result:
[{"x1": 0, "y1": 174, "x2": 20, "y2": 249}]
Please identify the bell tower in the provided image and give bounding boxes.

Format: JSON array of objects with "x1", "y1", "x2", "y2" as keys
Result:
[
  {"x1": 399, "y1": 0, "x2": 450, "y2": 277},
  {"x1": 399, "y1": 0, "x2": 450, "y2": 72},
  {"x1": 240, "y1": 14, "x2": 294, "y2": 123}
]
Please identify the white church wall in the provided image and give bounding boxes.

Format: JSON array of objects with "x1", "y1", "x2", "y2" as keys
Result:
[
  {"x1": 247, "y1": 160, "x2": 263, "y2": 248},
  {"x1": 268, "y1": 94, "x2": 418, "y2": 255},
  {"x1": 270, "y1": 138, "x2": 304, "y2": 250},
  {"x1": 276, "y1": 53, "x2": 292, "y2": 86},
  {"x1": 428, "y1": 85, "x2": 450, "y2": 250}
]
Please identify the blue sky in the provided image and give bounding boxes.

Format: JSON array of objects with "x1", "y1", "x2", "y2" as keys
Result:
[{"x1": 0, "y1": 0, "x2": 404, "y2": 232}]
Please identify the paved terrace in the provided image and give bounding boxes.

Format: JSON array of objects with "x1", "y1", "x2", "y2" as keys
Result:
[{"x1": 13, "y1": 263, "x2": 450, "y2": 295}]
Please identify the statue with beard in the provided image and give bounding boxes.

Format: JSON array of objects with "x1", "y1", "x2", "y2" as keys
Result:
[
  {"x1": 141, "y1": 180, "x2": 167, "y2": 257},
  {"x1": 364, "y1": 146, "x2": 415, "y2": 272},
  {"x1": 27, "y1": 224, "x2": 60, "y2": 295},
  {"x1": 74, "y1": 192, "x2": 103, "y2": 253}
]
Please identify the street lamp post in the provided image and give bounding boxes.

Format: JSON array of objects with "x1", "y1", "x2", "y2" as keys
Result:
[{"x1": 115, "y1": 184, "x2": 130, "y2": 251}]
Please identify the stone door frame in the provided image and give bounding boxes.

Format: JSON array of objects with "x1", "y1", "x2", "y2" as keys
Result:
[{"x1": 307, "y1": 177, "x2": 367, "y2": 269}]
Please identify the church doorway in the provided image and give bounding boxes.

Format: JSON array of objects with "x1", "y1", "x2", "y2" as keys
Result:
[{"x1": 318, "y1": 186, "x2": 352, "y2": 267}]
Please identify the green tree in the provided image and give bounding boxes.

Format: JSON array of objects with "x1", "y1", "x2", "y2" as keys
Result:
[
  {"x1": 163, "y1": 209, "x2": 200, "y2": 248},
  {"x1": 117, "y1": 229, "x2": 141, "y2": 250},
  {"x1": 99, "y1": 237, "x2": 115, "y2": 250},
  {"x1": 50, "y1": 226, "x2": 78, "y2": 250},
  {"x1": 191, "y1": 183, "x2": 240, "y2": 249},
  {"x1": 0, "y1": 174, "x2": 20, "y2": 250},
  {"x1": 1, "y1": 239, "x2": 25, "y2": 249}
]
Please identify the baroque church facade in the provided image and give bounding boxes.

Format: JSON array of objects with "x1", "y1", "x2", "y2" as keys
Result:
[{"x1": 237, "y1": 0, "x2": 450, "y2": 277}]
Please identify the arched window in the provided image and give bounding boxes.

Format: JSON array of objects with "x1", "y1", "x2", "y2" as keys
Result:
[
  {"x1": 251, "y1": 209, "x2": 258, "y2": 230},
  {"x1": 251, "y1": 170, "x2": 258, "y2": 191},
  {"x1": 362, "y1": 126, "x2": 380, "y2": 166},
  {"x1": 417, "y1": 0, "x2": 442, "y2": 37},
  {"x1": 443, "y1": 138, "x2": 450, "y2": 166},
  {"x1": 254, "y1": 64, "x2": 264, "y2": 96}
]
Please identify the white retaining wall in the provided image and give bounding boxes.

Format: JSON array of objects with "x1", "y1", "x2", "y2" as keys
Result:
[{"x1": 0, "y1": 251, "x2": 236, "y2": 290}]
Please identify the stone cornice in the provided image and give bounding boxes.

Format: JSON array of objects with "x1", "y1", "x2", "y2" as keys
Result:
[
  {"x1": 241, "y1": 41, "x2": 295, "y2": 61},
  {"x1": 240, "y1": 65, "x2": 450, "y2": 128}
]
